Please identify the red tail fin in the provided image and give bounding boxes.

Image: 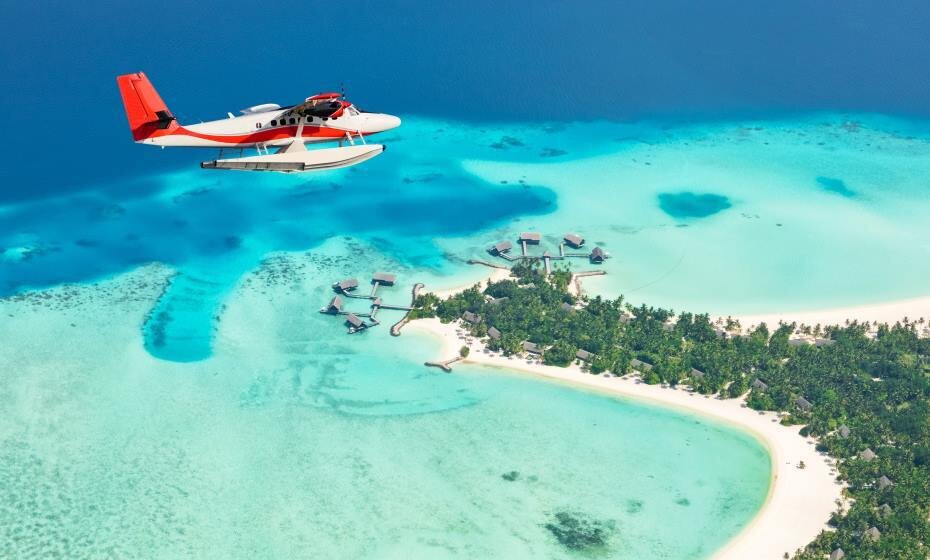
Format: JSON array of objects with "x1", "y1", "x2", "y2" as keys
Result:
[{"x1": 116, "y1": 72, "x2": 179, "y2": 141}]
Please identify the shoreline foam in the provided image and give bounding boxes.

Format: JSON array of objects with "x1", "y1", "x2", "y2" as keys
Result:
[{"x1": 405, "y1": 316, "x2": 843, "y2": 560}]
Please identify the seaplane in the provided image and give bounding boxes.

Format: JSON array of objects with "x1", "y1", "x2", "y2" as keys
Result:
[{"x1": 116, "y1": 72, "x2": 400, "y2": 173}]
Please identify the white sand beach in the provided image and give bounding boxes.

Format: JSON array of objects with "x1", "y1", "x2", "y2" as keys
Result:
[
  {"x1": 405, "y1": 317, "x2": 842, "y2": 560},
  {"x1": 732, "y1": 295, "x2": 930, "y2": 331}
]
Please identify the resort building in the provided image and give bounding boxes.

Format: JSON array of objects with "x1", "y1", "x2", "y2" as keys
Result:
[
  {"x1": 462, "y1": 311, "x2": 481, "y2": 324},
  {"x1": 323, "y1": 295, "x2": 343, "y2": 314},
  {"x1": 690, "y1": 368, "x2": 705, "y2": 378},
  {"x1": 560, "y1": 302, "x2": 574, "y2": 312},
  {"x1": 345, "y1": 313, "x2": 366, "y2": 331},
  {"x1": 796, "y1": 396, "x2": 813, "y2": 412},
  {"x1": 752, "y1": 378, "x2": 769, "y2": 392},
  {"x1": 878, "y1": 503, "x2": 892, "y2": 517},
  {"x1": 860, "y1": 448, "x2": 876, "y2": 462},
  {"x1": 522, "y1": 341, "x2": 542, "y2": 354},
  {"x1": 563, "y1": 233, "x2": 584, "y2": 248},
  {"x1": 830, "y1": 548, "x2": 845, "y2": 560},
  {"x1": 590, "y1": 247, "x2": 605, "y2": 263},
  {"x1": 372, "y1": 272, "x2": 396, "y2": 285},
  {"x1": 519, "y1": 232, "x2": 541, "y2": 244},
  {"x1": 335, "y1": 278, "x2": 359, "y2": 292},
  {"x1": 575, "y1": 349, "x2": 594, "y2": 362},
  {"x1": 631, "y1": 358, "x2": 653, "y2": 372},
  {"x1": 838, "y1": 424, "x2": 851, "y2": 438},
  {"x1": 878, "y1": 475, "x2": 893, "y2": 490},
  {"x1": 487, "y1": 326, "x2": 501, "y2": 340},
  {"x1": 864, "y1": 527, "x2": 881, "y2": 542},
  {"x1": 489, "y1": 240, "x2": 513, "y2": 255},
  {"x1": 488, "y1": 296, "x2": 509, "y2": 305}
]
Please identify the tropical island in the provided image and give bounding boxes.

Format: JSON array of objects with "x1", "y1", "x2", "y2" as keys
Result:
[{"x1": 406, "y1": 261, "x2": 930, "y2": 560}]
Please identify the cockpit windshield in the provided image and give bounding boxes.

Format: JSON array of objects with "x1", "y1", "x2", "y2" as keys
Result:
[{"x1": 283, "y1": 94, "x2": 351, "y2": 119}]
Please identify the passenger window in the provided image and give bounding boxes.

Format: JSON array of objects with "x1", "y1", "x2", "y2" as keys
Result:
[
  {"x1": 271, "y1": 120, "x2": 277, "y2": 126},
  {"x1": 290, "y1": 118, "x2": 296, "y2": 125},
  {"x1": 255, "y1": 123, "x2": 260, "y2": 129},
  {"x1": 306, "y1": 117, "x2": 312, "y2": 123}
]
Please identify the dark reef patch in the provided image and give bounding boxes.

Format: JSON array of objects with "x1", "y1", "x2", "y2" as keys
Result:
[
  {"x1": 543, "y1": 511, "x2": 616, "y2": 552},
  {"x1": 539, "y1": 148, "x2": 568, "y2": 158},
  {"x1": 490, "y1": 136, "x2": 525, "y2": 149},
  {"x1": 815, "y1": 176, "x2": 856, "y2": 197},
  {"x1": 658, "y1": 192, "x2": 732, "y2": 219},
  {"x1": 501, "y1": 471, "x2": 520, "y2": 481}
]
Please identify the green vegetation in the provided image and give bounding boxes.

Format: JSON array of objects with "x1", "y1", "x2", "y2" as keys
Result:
[
  {"x1": 459, "y1": 345, "x2": 470, "y2": 359},
  {"x1": 413, "y1": 261, "x2": 930, "y2": 559}
]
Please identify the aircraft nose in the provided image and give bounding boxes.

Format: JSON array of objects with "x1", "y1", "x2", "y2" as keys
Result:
[{"x1": 364, "y1": 113, "x2": 402, "y2": 133}]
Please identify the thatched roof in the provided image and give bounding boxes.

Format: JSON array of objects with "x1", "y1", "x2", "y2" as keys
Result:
[
  {"x1": 519, "y1": 232, "x2": 541, "y2": 242},
  {"x1": 563, "y1": 233, "x2": 584, "y2": 247},
  {"x1": 335, "y1": 278, "x2": 358, "y2": 291},
  {"x1": 462, "y1": 311, "x2": 481, "y2": 324},
  {"x1": 878, "y1": 503, "x2": 892, "y2": 517},
  {"x1": 522, "y1": 341, "x2": 541, "y2": 354},
  {"x1": 796, "y1": 396, "x2": 813, "y2": 411},
  {"x1": 487, "y1": 326, "x2": 501, "y2": 340},
  {"x1": 630, "y1": 358, "x2": 653, "y2": 372},
  {"x1": 326, "y1": 295, "x2": 343, "y2": 312},
  {"x1": 690, "y1": 368, "x2": 705, "y2": 378},
  {"x1": 372, "y1": 272, "x2": 396, "y2": 284},
  {"x1": 838, "y1": 425, "x2": 850, "y2": 438},
  {"x1": 864, "y1": 526, "x2": 881, "y2": 542},
  {"x1": 878, "y1": 475, "x2": 893, "y2": 490},
  {"x1": 752, "y1": 378, "x2": 769, "y2": 391},
  {"x1": 860, "y1": 448, "x2": 876, "y2": 462},
  {"x1": 345, "y1": 313, "x2": 364, "y2": 328},
  {"x1": 576, "y1": 349, "x2": 594, "y2": 361},
  {"x1": 491, "y1": 240, "x2": 513, "y2": 254},
  {"x1": 829, "y1": 548, "x2": 845, "y2": 560}
]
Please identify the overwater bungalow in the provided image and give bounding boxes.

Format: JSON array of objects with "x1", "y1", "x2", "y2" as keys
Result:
[
  {"x1": 334, "y1": 278, "x2": 359, "y2": 292},
  {"x1": 522, "y1": 341, "x2": 542, "y2": 354},
  {"x1": 489, "y1": 240, "x2": 513, "y2": 255},
  {"x1": 345, "y1": 313, "x2": 366, "y2": 332},
  {"x1": 563, "y1": 233, "x2": 584, "y2": 248},
  {"x1": 860, "y1": 448, "x2": 876, "y2": 462},
  {"x1": 488, "y1": 326, "x2": 501, "y2": 340},
  {"x1": 519, "y1": 232, "x2": 541, "y2": 244},
  {"x1": 590, "y1": 247, "x2": 605, "y2": 263},
  {"x1": 323, "y1": 295, "x2": 343, "y2": 314},
  {"x1": 462, "y1": 310, "x2": 481, "y2": 324},
  {"x1": 576, "y1": 349, "x2": 594, "y2": 362},
  {"x1": 372, "y1": 272, "x2": 396, "y2": 285}
]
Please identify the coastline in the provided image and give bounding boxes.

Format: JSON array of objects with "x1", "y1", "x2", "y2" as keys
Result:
[
  {"x1": 405, "y1": 317, "x2": 842, "y2": 560},
  {"x1": 731, "y1": 295, "x2": 930, "y2": 331}
]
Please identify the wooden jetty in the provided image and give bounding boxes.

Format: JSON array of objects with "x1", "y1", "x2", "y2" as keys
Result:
[
  {"x1": 424, "y1": 356, "x2": 463, "y2": 372},
  {"x1": 390, "y1": 283, "x2": 424, "y2": 336}
]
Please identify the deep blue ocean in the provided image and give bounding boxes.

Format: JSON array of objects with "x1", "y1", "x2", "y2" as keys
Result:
[
  {"x1": 3, "y1": 0, "x2": 930, "y2": 201},
  {"x1": 3, "y1": 1, "x2": 930, "y2": 361}
]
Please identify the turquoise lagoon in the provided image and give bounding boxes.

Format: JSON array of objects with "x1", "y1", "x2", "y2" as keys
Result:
[
  {"x1": 2, "y1": 113, "x2": 930, "y2": 557},
  {"x1": 0, "y1": 246, "x2": 770, "y2": 559}
]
